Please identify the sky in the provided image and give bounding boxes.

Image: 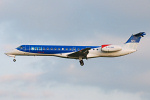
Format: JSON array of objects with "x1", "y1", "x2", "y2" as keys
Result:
[{"x1": 0, "y1": 0, "x2": 150, "y2": 100}]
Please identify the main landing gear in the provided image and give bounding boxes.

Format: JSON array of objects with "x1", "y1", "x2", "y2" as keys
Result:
[
  {"x1": 79, "y1": 60, "x2": 84, "y2": 66},
  {"x1": 79, "y1": 56, "x2": 84, "y2": 66}
]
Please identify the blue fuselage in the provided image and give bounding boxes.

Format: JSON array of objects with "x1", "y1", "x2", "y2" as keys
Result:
[{"x1": 17, "y1": 45, "x2": 100, "y2": 54}]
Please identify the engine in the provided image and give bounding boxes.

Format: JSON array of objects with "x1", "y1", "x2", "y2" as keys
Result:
[{"x1": 101, "y1": 44, "x2": 122, "y2": 52}]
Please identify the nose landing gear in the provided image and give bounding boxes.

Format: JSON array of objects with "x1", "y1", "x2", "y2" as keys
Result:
[
  {"x1": 13, "y1": 56, "x2": 16, "y2": 62},
  {"x1": 13, "y1": 59, "x2": 16, "y2": 62}
]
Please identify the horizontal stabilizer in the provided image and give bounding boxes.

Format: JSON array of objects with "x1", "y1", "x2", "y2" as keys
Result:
[{"x1": 133, "y1": 32, "x2": 146, "y2": 37}]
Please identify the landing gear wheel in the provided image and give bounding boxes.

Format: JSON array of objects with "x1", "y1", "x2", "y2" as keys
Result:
[
  {"x1": 13, "y1": 59, "x2": 16, "y2": 62},
  {"x1": 79, "y1": 60, "x2": 84, "y2": 66}
]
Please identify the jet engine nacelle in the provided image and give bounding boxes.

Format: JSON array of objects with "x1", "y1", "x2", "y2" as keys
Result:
[{"x1": 101, "y1": 44, "x2": 122, "y2": 52}]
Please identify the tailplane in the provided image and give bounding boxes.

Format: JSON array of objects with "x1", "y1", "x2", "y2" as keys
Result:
[{"x1": 124, "y1": 32, "x2": 146, "y2": 50}]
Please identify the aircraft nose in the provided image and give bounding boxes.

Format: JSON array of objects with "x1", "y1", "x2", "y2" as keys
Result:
[
  {"x1": 5, "y1": 49, "x2": 17, "y2": 57},
  {"x1": 5, "y1": 52, "x2": 14, "y2": 57},
  {"x1": 5, "y1": 52, "x2": 9, "y2": 55}
]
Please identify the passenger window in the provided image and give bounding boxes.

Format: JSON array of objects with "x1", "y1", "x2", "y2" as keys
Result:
[
  {"x1": 70, "y1": 48, "x2": 72, "y2": 50},
  {"x1": 35, "y1": 47, "x2": 38, "y2": 50},
  {"x1": 43, "y1": 47, "x2": 45, "y2": 50},
  {"x1": 62, "y1": 48, "x2": 64, "y2": 50},
  {"x1": 39, "y1": 47, "x2": 42, "y2": 50},
  {"x1": 54, "y1": 48, "x2": 57, "y2": 50},
  {"x1": 31, "y1": 47, "x2": 34, "y2": 50},
  {"x1": 78, "y1": 48, "x2": 80, "y2": 51},
  {"x1": 51, "y1": 48, "x2": 53, "y2": 50},
  {"x1": 93, "y1": 49, "x2": 95, "y2": 50},
  {"x1": 66, "y1": 48, "x2": 68, "y2": 50},
  {"x1": 47, "y1": 48, "x2": 49, "y2": 50},
  {"x1": 58, "y1": 48, "x2": 60, "y2": 50}
]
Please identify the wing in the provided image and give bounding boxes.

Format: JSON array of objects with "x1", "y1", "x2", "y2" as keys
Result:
[{"x1": 68, "y1": 48, "x2": 91, "y2": 58}]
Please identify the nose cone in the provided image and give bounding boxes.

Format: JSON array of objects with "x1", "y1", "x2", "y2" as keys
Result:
[
  {"x1": 5, "y1": 49, "x2": 17, "y2": 57},
  {"x1": 5, "y1": 53, "x2": 15, "y2": 57}
]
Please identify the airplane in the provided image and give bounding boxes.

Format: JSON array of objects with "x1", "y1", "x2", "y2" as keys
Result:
[{"x1": 5, "y1": 32, "x2": 146, "y2": 66}]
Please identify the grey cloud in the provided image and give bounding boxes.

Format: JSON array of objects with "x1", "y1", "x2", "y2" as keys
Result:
[
  {"x1": 1, "y1": 0, "x2": 150, "y2": 45},
  {"x1": 29, "y1": 55, "x2": 149, "y2": 93}
]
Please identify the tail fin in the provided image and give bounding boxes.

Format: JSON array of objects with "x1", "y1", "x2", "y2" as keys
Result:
[{"x1": 124, "y1": 32, "x2": 146, "y2": 50}]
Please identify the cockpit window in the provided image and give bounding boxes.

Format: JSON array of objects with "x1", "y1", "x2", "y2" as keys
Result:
[{"x1": 20, "y1": 46, "x2": 23, "y2": 49}]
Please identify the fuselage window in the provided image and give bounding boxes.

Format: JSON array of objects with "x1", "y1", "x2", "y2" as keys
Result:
[
  {"x1": 43, "y1": 47, "x2": 45, "y2": 50},
  {"x1": 78, "y1": 48, "x2": 80, "y2": 51},
  {"x1": 39, "y1": 47, "x2": 42, "y2": 50},
  {"x1": 35, "y1": 47, "x2": 38, "y2": 50},
  {"x1": 62, "y1": 48, "x2": 64, "y2": 50},
  {"x1": 54, "y1": 48, "x2": 57, "y2": 50},
  {"x1": 73, "y1": 48, "x2": 75, "y2": 50},
  {"x1": 47, "y1": 48, "x2": 49, "y2": 50},
  {"x1": 93, "y1": 49, "x2": 95, "y2": 50},
  {"x1": 58, "y1": 48, "x2": 60, "y2": 50},
  {"x1": 31, "y1": 47, "x2": 34, "y2": 50},
  {"x1": 70, "y1": 48, "x2": 72, "y2": 50},
  {"x1": 51, "y1": 48, "x2": 53, "y2": 50},
  {"x1": 66, "y1": 48, "x2": 68, "y2": 50},
  {"x1": 97, "y1": 49, "x2": 99, "y2": 50}
]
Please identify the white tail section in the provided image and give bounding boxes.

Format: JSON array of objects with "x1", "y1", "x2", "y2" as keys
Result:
[
  {"x1": 124, "y1": 32, "x2": 146, "y2": 50},
  {"x1": 124, "y1": 43, "x2": 139, "y2": 50}
]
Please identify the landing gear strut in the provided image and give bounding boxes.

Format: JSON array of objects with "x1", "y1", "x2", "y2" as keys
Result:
[{"x1": 79, "y1": 60, "x2": 84, "y2": 66}]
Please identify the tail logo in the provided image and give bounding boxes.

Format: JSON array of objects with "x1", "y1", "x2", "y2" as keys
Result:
[{"x1": 131, "y1": 40, "x2": 136, "y2": 43}]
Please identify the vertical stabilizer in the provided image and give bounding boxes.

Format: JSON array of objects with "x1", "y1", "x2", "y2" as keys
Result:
[{"x1": 124, "y1": 32, "x2": 146, "y2": 50}]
